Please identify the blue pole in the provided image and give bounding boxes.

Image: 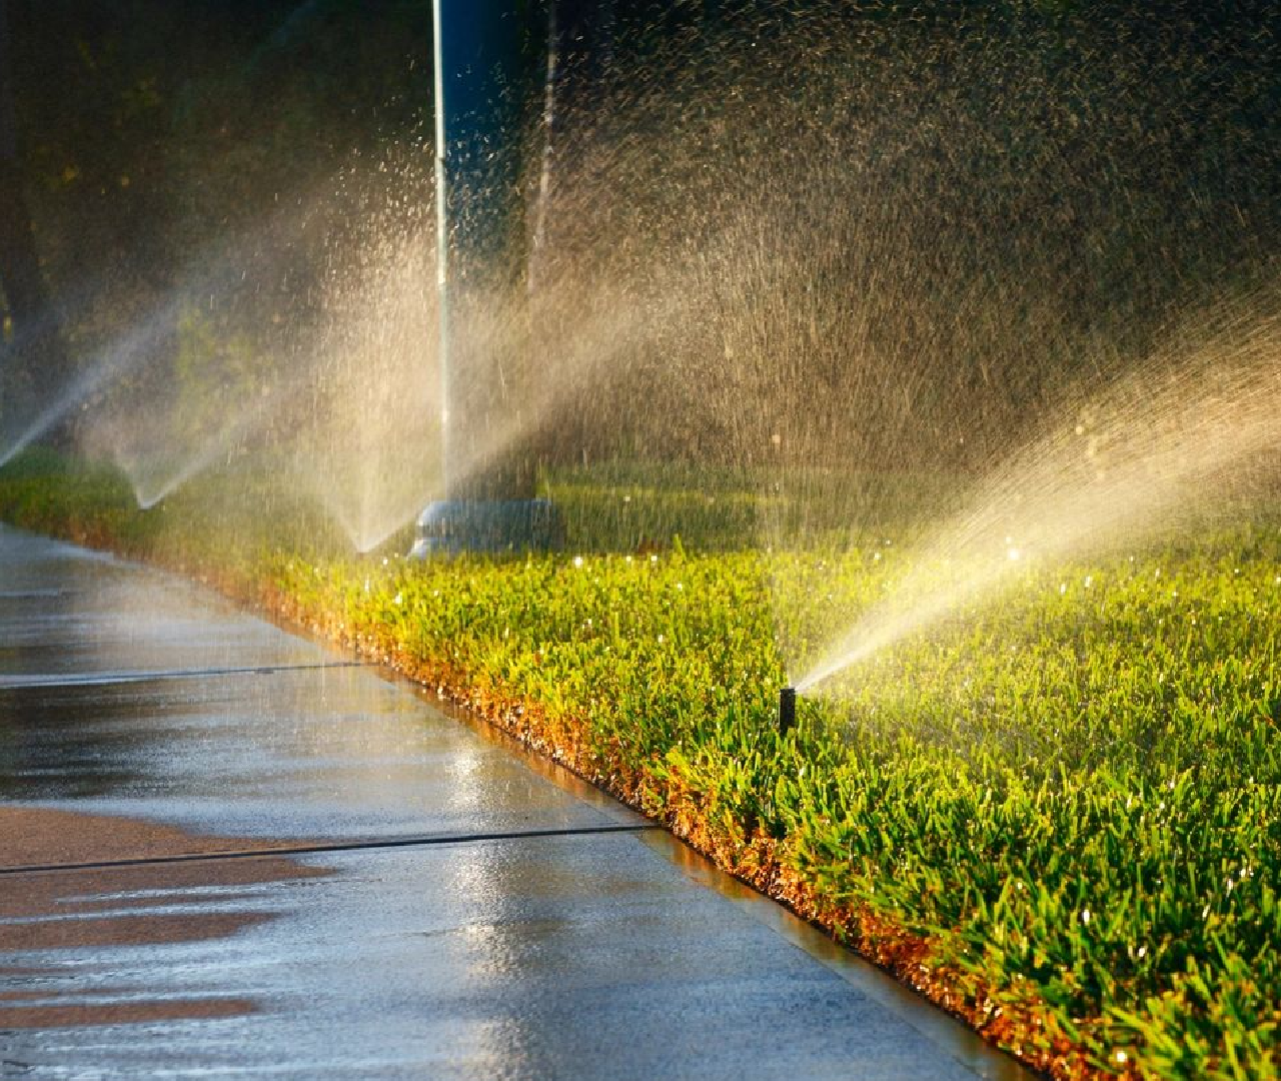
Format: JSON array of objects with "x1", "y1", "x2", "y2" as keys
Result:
[
  {"x1": 433, "y1": 0, "x2": 529, "y2": 501},
  {"x1": 416, "y1": 1, "x2": 560, "y2": 555}
]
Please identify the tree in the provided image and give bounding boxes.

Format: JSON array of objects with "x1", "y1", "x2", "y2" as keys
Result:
[{"x1": 0, "y1": 0, "x2": 71, "y2": 442}]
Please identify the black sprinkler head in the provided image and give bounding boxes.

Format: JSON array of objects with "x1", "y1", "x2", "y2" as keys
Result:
[{"x1": 778, "y1": 686, "x2": 797, "y2": 735}]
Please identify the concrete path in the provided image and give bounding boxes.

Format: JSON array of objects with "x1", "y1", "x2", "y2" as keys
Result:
[{"x1": 0, "y1": 525, "x2": 1031, "y2": 1080}]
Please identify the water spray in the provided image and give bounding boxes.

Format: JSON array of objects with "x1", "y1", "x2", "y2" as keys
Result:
[
  {"x1": 778, "y1": 686, "x2": 797, "y2": 736},
  {"x1": 416, "y1": 0, "x2": 556, "y2": 558}
]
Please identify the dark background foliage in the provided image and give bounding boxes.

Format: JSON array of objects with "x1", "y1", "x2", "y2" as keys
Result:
[
  {"x1": 2, "y1": 0, "x2": 434, "y2": 343},
  {"x1": 1, "y1": 0, "x2": 1278, "y2": 468}
]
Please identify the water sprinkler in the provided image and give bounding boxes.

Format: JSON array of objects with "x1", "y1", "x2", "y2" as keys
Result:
[{"x1": 778, "y1": 686, "x2": 797, "y2": 736}]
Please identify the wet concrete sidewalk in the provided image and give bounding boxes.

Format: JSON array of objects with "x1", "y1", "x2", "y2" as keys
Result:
[{"x1": 0, "y1": 525, "x2": 1029, "y2": 1079}]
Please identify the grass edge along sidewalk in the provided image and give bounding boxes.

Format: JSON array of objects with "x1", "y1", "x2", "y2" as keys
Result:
[{"x1": 4, "y1": 455, "x2": 1281, "y2": 1080}]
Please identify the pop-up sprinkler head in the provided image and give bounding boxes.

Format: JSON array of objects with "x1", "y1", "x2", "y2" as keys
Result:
[{"x1": 778, "y1": 686, "x2": 797, "y2": 736}]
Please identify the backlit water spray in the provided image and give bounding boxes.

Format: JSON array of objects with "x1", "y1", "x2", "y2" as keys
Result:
[
  {"x1": 5, "y1": 3, "x2": 1276, "y2": 589},
  {"x1": 797, "y1": 291, "x2": 1281, "y2": 694}
]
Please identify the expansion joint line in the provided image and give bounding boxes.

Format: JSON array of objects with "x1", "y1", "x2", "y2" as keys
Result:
[
  {"x1": 0, "y1": 824, "x2": 661, "y2": 876},
  {"x1": 0, "y1": 660, "x2": 374, "y2": 690}
]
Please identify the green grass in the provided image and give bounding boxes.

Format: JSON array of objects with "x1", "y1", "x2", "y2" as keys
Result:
[{"x1": 3, "y1": 451, "x2": 1280, "y2": 1079}]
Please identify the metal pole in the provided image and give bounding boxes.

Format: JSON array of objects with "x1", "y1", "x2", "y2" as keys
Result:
[
  {"x1": 433, "y1": 0, "x2": 529, "y2": 500},
  {"x1": 416, "y1": 0, "x2": 559, "y2": 554}
]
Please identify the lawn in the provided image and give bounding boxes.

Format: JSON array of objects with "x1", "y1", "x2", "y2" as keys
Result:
[{"x1": 2, "y1": 450, "x2": 1279, "y2": 1080}]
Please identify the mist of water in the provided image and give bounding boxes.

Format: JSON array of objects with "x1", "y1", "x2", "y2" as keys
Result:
[
  {"x1": 6, "y1": 4, "x2": 1276, "y2": 588},
  {"x1": 797, "y1": 291, "x2": 1281, "y2": 692},
  {"x1": 1, "y1": 292, "x2": 187, "y2": 469}
]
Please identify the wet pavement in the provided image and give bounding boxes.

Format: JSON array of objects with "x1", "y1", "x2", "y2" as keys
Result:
[{"x1": 0, "y1": 525, "x2": 1032, "y2": 1079}]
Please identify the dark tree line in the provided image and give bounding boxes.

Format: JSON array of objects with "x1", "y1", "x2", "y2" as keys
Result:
[
  {"x1": 0, "y1": 0, "x2": 71, "y2": 435},
  {"x1": 0, "y1": 0, "x2": 1277, "y2": 465},
  {"x1": 0, "y1": 0, "x2": 436, "y2": 444}
]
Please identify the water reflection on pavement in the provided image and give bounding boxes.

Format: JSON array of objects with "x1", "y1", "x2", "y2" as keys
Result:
[{"x1": 0, "y1": 527, "x2": 1027, "y2": 1080}]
